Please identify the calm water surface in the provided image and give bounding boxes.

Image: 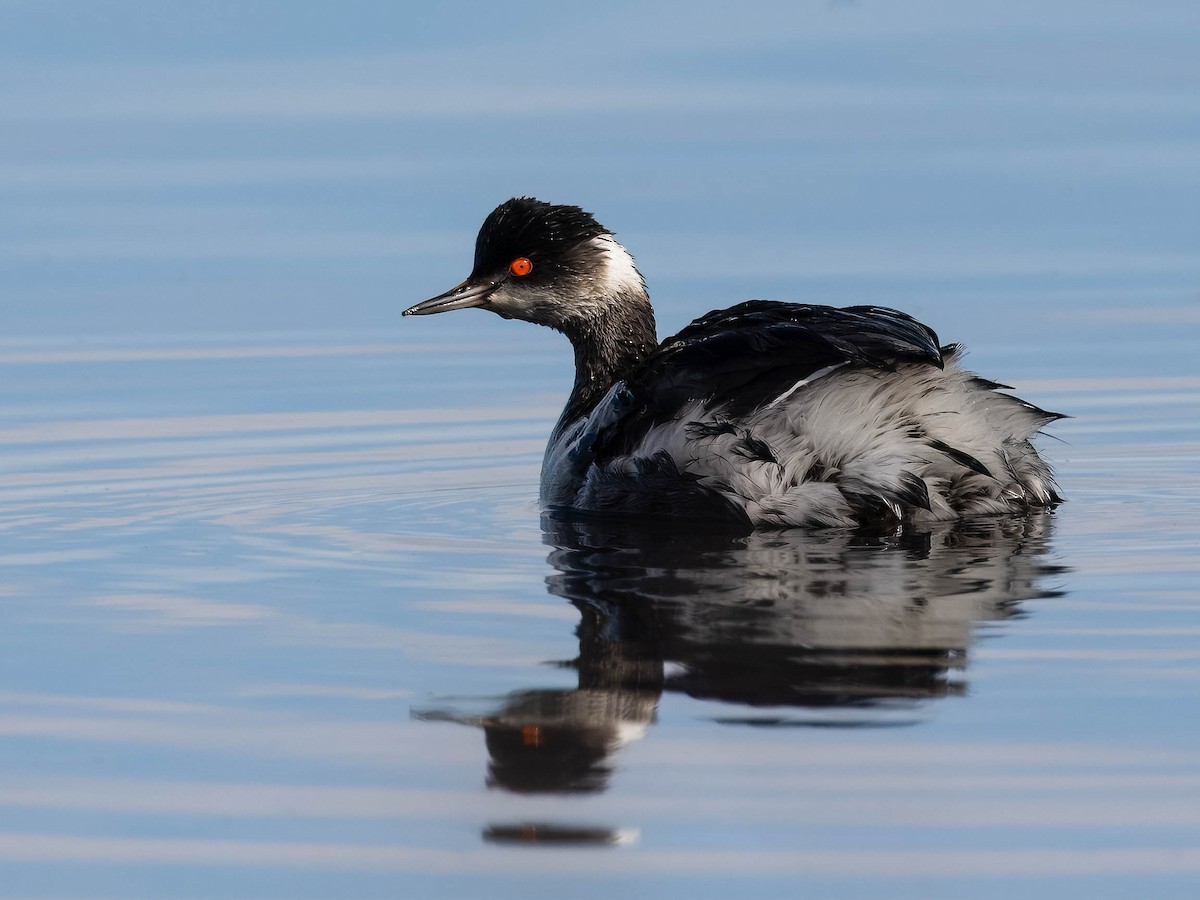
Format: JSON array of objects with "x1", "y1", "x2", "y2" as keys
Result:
[
  {"x1": 1, "y1": 297, "x2": 1198, "y2": 898},
  {"x1": 3, "y1": 2, "x2": 1200, "y2": 897}
]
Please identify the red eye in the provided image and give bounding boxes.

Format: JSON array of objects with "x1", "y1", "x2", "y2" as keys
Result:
[{"x1": 509, "y1": 257, "x2": 533, "y2": 277}]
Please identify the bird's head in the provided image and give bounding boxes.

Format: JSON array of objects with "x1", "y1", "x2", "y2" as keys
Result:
[{"x1": 404, "y1": 197, "x2": 646, "y2": 332}]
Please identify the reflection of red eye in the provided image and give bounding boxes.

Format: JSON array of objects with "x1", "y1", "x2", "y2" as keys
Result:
[{"x1": 509, "y1": 257, "x2": 533, "y2": 277}]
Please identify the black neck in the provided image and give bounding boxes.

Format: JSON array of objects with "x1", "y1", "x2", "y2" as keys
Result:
[{"x1": 553, "y1": 289, "x2": 658, "y2": 433}]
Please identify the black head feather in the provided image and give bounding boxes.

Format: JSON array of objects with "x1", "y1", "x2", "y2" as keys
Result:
[{"x1": 472, "y1": 197, "x2": 610, "y2": 285}]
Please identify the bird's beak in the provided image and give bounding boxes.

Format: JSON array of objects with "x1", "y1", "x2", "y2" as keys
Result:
[{"x1": 403, "y1": 278, "x2": 499, "y2": 317}]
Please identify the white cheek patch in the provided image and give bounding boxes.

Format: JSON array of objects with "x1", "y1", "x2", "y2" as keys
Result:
[
  {"x1": 487, "y1": 282, "x2": 571, "y2": 327},
  {"x1": 590, "y1": 234, "x2": 645, "y2": 297},
  {"x1": 485, "y1": 284, "x2": 527, "y2": 315}
]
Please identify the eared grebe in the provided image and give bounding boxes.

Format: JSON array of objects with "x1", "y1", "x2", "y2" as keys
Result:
[{"x1": 404, "y1": 197, "x2": 1063, "y2": 530}]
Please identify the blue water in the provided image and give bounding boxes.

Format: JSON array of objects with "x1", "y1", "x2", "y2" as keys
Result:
[{"x1": 2, "y1": 3, "x2": 1200, "y2": 898}]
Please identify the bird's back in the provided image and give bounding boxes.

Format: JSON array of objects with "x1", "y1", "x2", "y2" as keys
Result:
[{"x1": 542, "y1": 301, "x2": 1062, "y2": 529}]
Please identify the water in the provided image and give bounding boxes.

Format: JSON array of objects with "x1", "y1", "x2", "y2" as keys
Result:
[{"x1": 3, "y1": 2, "x2": 1200, "y2": 898}]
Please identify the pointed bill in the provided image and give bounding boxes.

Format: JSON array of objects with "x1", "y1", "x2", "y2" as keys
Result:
[{"x1": 403, "y1": 279, "x2": 499, "y2": 316}]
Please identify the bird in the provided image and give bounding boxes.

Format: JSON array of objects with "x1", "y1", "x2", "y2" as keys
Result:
[{"x1": 403, "y1": 197, "x2": 1063, "y2": 531}]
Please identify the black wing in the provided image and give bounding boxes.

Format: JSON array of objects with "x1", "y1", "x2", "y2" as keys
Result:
[{"x1": 588, "y1": 300, "x2": 944, "y2": 462}]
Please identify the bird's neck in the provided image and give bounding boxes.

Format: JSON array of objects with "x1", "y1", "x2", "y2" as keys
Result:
[{"x1": 556, "y1": 287, "x2": 658, "y2": 432}]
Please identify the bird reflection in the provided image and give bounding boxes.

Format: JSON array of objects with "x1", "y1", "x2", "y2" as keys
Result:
[{"x1": 416, "y1": 513, "x2": 1063, "y2": 795}]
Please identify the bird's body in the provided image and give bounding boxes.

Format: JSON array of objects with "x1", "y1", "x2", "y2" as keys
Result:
[{"x1": 405, "y1": 198, "x2": 1062, "y2": 531}]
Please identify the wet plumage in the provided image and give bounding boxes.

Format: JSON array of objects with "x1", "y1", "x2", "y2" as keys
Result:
[{"x1": 404, "y1": 197, "x2": 1063, "y2": 531}]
